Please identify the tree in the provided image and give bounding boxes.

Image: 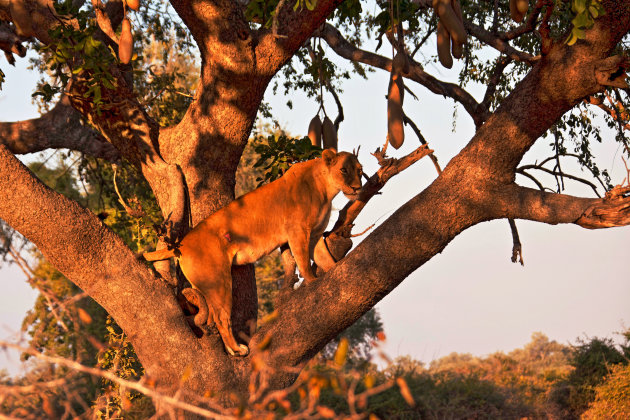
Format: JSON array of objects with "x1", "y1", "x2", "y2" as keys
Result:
[
  {"x1": 552, "y1": 331, "x2": 630, "y2": 418},
  {"x1": 1, "y1": 0, "x2": 630, "y2": 414}
]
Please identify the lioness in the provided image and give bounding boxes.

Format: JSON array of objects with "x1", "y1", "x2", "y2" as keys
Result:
[{"x1": 144, "y1": 149, "x2": 363, "y2": 356}]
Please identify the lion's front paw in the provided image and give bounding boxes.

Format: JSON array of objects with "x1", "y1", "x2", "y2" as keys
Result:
[
  {"x1": 302, "y1": 275, "x2": 318, "y2": 285},
  {"x1": 226, "y1": 344, "x2": 249, "y2": 357}
]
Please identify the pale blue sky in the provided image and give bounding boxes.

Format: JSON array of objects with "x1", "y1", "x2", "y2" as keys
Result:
[{"x1": 1, "y1": 39, "x2": 629, "y2": 375}]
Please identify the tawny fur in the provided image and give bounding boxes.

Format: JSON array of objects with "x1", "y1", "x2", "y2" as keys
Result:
[{"x1": 144, "y1": 149, "x2": 363, "y2": 356}]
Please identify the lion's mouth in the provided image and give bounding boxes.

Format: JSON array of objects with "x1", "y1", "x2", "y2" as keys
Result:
[{"x1": 343, "y1": 191, "x2": 360, "y2": 200}]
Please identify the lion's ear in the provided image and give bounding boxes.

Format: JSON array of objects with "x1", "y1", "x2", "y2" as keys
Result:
[{"x1": 322, "y1": 148, "x2": 338, "y2": 166}]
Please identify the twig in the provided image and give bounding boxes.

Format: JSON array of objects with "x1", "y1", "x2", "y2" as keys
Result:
[
  {"x1": 323, "y1": 78, "x2": 344, "y2": 132},
  {"x1": 112, "y1": 164, "x2": 146, "y2": 218},
  {"x1": 350, "y1": 224, "x2": 375, "y2": 237},
  {"x1": 402, "y1": 113, "x2": 442, "y2": 174},
  {"x1": 0, "y1": 379, "x2": 67, "y2": 394},
  {"x1": 518, "y1": 164, "x2": 602, "y2": 197},
  {"x1": 481, "y1": 55, "x2": 512, "y2": 111},
  {"x1": 516, "y1": 169, "x2": 545, "y2": 191},
  {"x1": 501, "y1": 0, "x2": 547, "y2": 40}
]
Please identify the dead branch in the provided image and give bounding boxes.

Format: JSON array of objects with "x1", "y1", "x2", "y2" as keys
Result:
[
  {"x1": 516, "y1": 168, "x2": 546, "y2": 191},
  {"x1": 331, "y1": 144, "x2": 433, "y2": 235},
  {"x1": 0, "y1": 379, "x2": 67, "y2": 394},
  {"x1": 518, "y1": 164, "x2": 602, "y2": 196},
  {"x1": 508, "y1": 218, "x2": 524, "y2": 265},
  {"x1": 0, "y1": 341, "x2": 235, "y2": 420}
]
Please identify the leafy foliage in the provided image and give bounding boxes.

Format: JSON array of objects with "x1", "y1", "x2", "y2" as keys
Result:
[
  {"x1": 321, "y1": 309, "x2": 384, "y2": 368},
  {"x1": 252, "y1": 133, "x2": 322, "y2": 186},
  {"x1": 34, "y1": 1, "x2": 117, "y2": 110},
  {"x1": 567, "y1": 0, "x2": 605, "y2": 45},
  {"x1": 93, "y1": 317, "x2": 149, "y2": 419},
  {"x1": 552, "y1": 333, "x2": 630, "y2": 418},
  {"x1": 582, "y1": 363, "x2": 630, "y2": 419}
]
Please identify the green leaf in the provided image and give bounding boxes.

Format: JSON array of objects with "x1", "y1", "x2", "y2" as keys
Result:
[
  {"x1": 572, "y1": 0, "x2": 587, "y2": 13},
  {"x1": 572, "y1": 11, "x2": 593, "y2": 29}
]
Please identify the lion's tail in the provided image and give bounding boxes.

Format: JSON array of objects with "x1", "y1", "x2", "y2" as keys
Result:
[{"x1": 143, "y1": 248, "x2": 177, "y2": 261}]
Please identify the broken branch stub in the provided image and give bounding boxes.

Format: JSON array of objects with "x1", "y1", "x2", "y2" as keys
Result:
[
  {"x1": 575, "y1": 186, "x2": 630, "y2": 229},
  {"x1": 594, "y1": 56, "x2": 629, "y2": 89}
]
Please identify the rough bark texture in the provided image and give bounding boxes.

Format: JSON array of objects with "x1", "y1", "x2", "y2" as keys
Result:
[
  {"x1": 0, "y1": 95, "x2": 120, "y2": 161},
  {"x1": 1, "y1": 0, "x2": 630, "y2": 411}
]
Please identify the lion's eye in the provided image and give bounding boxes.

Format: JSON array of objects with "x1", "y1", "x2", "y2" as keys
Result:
[{"x1": 340, "y1": 168, "x2": 348, "y2": 174}]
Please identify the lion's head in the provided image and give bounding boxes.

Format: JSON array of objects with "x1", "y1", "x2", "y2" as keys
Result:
[{"x1": 322, "y1": 149, "x2": 363, "y2": 200}]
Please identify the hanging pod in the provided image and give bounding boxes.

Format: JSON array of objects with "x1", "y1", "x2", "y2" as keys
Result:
[
  {"x1": 125, "y1": 0, "x2": 141, "y2": 11},
  {"x1": 322, "y1": 116, "x2": 338, "y2": 150},
  {"x1": 435, "y1": 0, "x2": 466, "y2": 46},
  {"x1": 387, "y1": 53, "x2": 405, "y2": 149},
  {"x1": 119, "y1": 18, "x2": 133, "y2": 64},
  {"x1": 436, "y1": 21, "x2": 453, "y2": 69},
  {"x1": 450, "y1": 0, "x2": 465, "y2": 59},
  {"x1": 307, "y1": 115, "x2": 322, "y2": 148},
  {"x1": 509, "y1": 0, "x2": 526, "y2": 23},
  {"x1": 516, "y1": 0, "x2": 529, "y2": 16}
]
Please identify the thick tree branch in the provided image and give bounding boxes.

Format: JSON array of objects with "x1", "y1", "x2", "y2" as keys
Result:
[
  {"x1": 255, "y1": 0, "x2": 346, "y2": 73},
  {"x1": 317, "y1": 23, "x2": 489, "y2": 127},
  {"x1": 496, "y1": 184, "x2": 630, "y2": 229},
  {"x1": 0, "y1": 144, "x2": 244, "y2": 397},
  {"x1": 0, "y1": 95, "x2": 120, "y2": 161}
]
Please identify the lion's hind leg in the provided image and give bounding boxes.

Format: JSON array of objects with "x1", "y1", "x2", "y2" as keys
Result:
[{"x1": 178, "y1": 248, "x2": 249, "y2": 357}]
